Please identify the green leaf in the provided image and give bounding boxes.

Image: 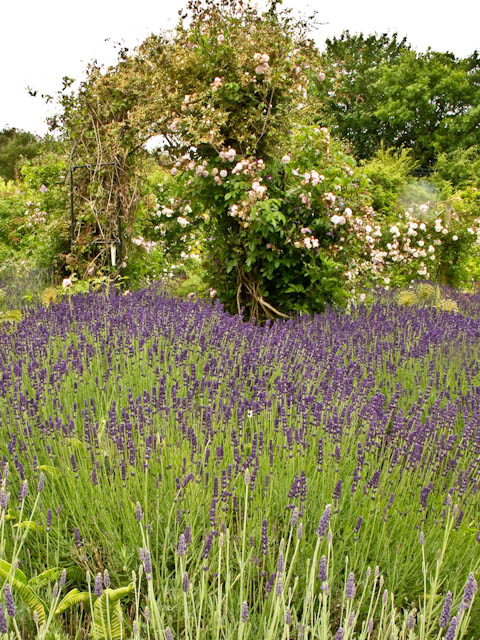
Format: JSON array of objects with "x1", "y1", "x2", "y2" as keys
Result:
[
  {"x1": 14, "y1": 520, "x2": 45, "y2": 533},
  {"x1": 0, "y1": 309, "x2": 22, "y2": 324},
  {"x1": 0, "y1": 559, "x2": 28, "y2": 584},
  {"x1": 29, "y1": 566, "x2": 85, "y2": 590},
  {"x1": 29, "y1": 567, "x2": 63, "y2": 589},
  {"x1": 55, "y1": 588, "x2": 90, "y2": 615},
  {"x1": 0, "y1": 559, "x2": 46, "y2": 624},
  {"x1": 92, "y1": 584, "x2": 134, "y2": 640},
  {"x1": 37, "y1": 465, "x2": 61, "y2": 480}
]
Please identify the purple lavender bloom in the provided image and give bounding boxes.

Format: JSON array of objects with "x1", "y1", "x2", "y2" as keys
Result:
[
  {"x1": 297, "y1": 522, "x2": 303, "y2": 540},
  {"x1": 177, "y1": 534, "x2": 186, "y2": 557},
  {"x1": 276, "y1": 577, "x2": 283, "y2": 595},
  {"x1": 345, "y1": 572, "x2": 356, "y2": 599},
  {"x1": 94, "y1": 573, "x2": 103, "y2": 596},
  {"x1": 277, "y1": 552, "x2": 284, "y2": 574},
  {"x1": 241, "y1": 600, "x2": 249, "y2": 622},
  {"x1": 440, "y1": 592, "x2": 452, "y2": 628},
  {"x1": 354, "y1": 516, "x2": 363, "y2": 535},
  {"x1": 46, "y1": 509, "x2": 52, "y2": 533},
  {"x1": 74, "y1": 527, "x2": 83, "y2": 549},
  {"x1": 419, "y1": 531, "x2": 425, "y2": 546},
  {"x1": 0, "y1": 490, "x2": 9, "y2": 510},
  {"x1": 209, "y1": 498, "x2": 217, "y2": 527},
  {"x1": 333, "y1": 479, "x2": 342, "y2": 504},
  {"x1": 0, "y1": 603, "x2": 7, "y2": 632},
  {"x1": 265, "y1": 572, "x2": 276, "y2": 593},
  {"x1": 407, "y1": 611, "x2": 415, "y2": 630},
  {"x1": 318, "y1": 555, "x2": 327, "y2": 581},
  {"x1": 59, "y1": 569, "x2": 67, "y2": 589},
  {"x1": 52, "y1": 582, "x2": 59, "y2": 599},
  {"x1": 182, "y1": 571, "x2": 189, "y2": 592},
  {"x1": 261, "y1": 519, "x2": 268, "y2": 556},
  {"x1": 290, "y1": 506, "x2": 299, "y2": 528},
  {"x1": 335, "y1": 627, "x2": 344, "y2": 640},
  {"x1": 285, "y1": 608, "x2": 292, "y2": 625},
  {"x1": 445, "y1": 616, "x2": 458, "y2": 640},
  {"x1": 461, "y1": 572, "x2": 477, "y2": 610},
  {"x1": 317, "y1": 504, "x2": 331, "y2": 538},
  {"x1": 37, "y1": 472, "x2": 45, "y2": 493},
  {"x1": 19, "y1": 480, "x2": 28, "y2": 502},
  {"x1": 202, "y1": 531, "x2": 214, "y2": 559},
  {"x1": 184, "y1": 525, "x2": 192, "y2": 546},
  {"x1": 420, "y1": 483, "x2": 432, "y2": 509},
  {"x1": 165, "y1": 627, "x2": 174, "y2": 640},
  {"x1": 142, "y1": 549, "x2": 153, "y2": 579},
  {"x1": 4, "y1": 585, "x2": 16, "y2": 617}
]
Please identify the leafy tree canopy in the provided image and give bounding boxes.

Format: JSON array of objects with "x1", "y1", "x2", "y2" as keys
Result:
[
  {"x1": 315, "y1": 32, "x2": 480, "y2": 171},
  {"x1": 0, "y1": 128, "x2": 44, "y2": 181}
]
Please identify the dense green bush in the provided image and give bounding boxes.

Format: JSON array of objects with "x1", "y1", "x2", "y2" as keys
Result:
[
  {"x1": 0, "y1": 127, "x2": 43, "y2": 181},
  {"x1": 361, "y1": 147, "x2": 417, "y2": 216}
]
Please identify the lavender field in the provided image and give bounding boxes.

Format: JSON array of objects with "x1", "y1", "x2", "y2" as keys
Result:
[{"x1": 1, "y1": 286, "x2": 480, "y2": 639}]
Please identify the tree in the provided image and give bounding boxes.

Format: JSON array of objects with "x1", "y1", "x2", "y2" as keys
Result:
[
  {"x1": 315, "y1": 32, "x2": 480, "y2": 170},
  {"x1": 373, "y1": 49, "x2": 480, "y2": 169},
  {"x1": 313, "y1": 32, "x2": 410, "y2": 159},
  {"x1": 0, "y1": 128, "x2": 43, "y2": 181}
]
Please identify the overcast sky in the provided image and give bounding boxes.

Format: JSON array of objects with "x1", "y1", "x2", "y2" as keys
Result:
[{"x1": 1, "y1": 0, "x2": 479, "y2": 136}]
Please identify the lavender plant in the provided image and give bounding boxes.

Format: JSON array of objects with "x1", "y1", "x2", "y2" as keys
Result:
[{"x1": 0, "y1": 284, "x2": 479, "y2": 637}]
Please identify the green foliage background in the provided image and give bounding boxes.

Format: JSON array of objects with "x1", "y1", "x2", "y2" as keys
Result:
[{"x1": 0, "y1": 0, "x2": 479, "y2": 314}]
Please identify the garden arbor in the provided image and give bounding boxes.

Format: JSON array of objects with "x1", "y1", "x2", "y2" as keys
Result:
[
  {"x1": 55, "y1": 0, "x2": 339, "y2": 318},
  {"x1": 52, "y1": 0, "x2": 478, "y2": 318}
]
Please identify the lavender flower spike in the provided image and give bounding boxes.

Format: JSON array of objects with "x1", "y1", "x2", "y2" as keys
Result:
[
  {"x1": 0, "y1": 603, "x2": 7, "y2": 633},
  {"x1": 37, "y1": 472, "x2": 45, "y2": 493},
  {"x1": 142, "y1": 549, "x2": 153, "y2": 580},
  {"x1": 74, "y1": 527, "x2": 83, "y2": 549},
  {"x1": 59, "y1": 569, "x2": 67, "y2": 589},
  {"x1": 0, "y1": 490, "x2": 8, "y2": 510},
  {"x1": 241, "y1": 601, "x2": 249, "y2": 623},
  {"x1": 290, "y1": 506, "x2": 299, "y2": 528},
  {"x1": 18, "y1": 480, "x2": 28, "y2": 502},
  {"x1": 94, "y1": 573, "x2": 103, "y2": 596},
  {"x1": 461, "y1": 572, "x2": 478, "y2": 611},
  {"x1": 439, "y1": 591, "x2": 452, "y2": 628},
  {"x1": 4, "y1": 584, "x2": 16, "y2": 617},
  {"x1": 318, "y1": 555, "x2": 327, "y2": 582},
  {"x1": 317, "y1": 504, "x2": 331, "y2": 538},
  {"x1": 345, "y1": 572, "x2": 356, "y2": 599},
  {"x1": 182, "y1": 571, "x2": 190, "y2": 593},
  {"x1": 445, "y1": 616, "x2": 458, "y2": 640},
  {"x1": 177, "y1": 534, "x2": 186, "y2": 557},
  {"x1": 135, "y1": 502, "x2": 143, "y2": 522}
]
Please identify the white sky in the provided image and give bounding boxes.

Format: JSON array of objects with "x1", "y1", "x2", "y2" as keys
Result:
[{"x1": 1, "y1": 0, "x2": 479, "y2": 136}]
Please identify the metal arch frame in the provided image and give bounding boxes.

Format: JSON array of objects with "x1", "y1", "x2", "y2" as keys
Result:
[{"x1": 69, "y1": 161, "x2": 123, "y2": 265}]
